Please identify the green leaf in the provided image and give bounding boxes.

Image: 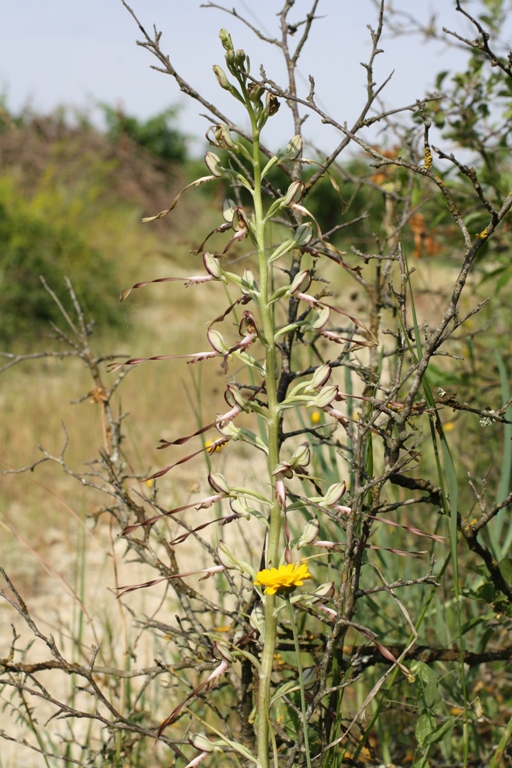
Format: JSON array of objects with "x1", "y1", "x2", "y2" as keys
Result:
[
  {"x1": 423, "y1": 716, "x2": 455, "y2": 747},
  {"x1": 425, "y1": 364, "x2": 463, "y2": 388},
  {"x1": 423, "y1": 682, "x2": 442, "y2": 711},
  {"x1": 413, "y1": 662, "x2": 442, "y2": 712},
  {"x1": 492, "y1": 352, "x2": 512, "y2": 557},
  {"x1": 415, "y1": 712, "x2": 432, "y2": 748},
  {"x1": 435, "y1": 70, "x2": 449, "y2": 89},
  {"x1": 268, "y1": 238, "x2": 296, "y2": 264},
  {"x1": 460, "y1": 614, "x2": 489, "y2": 635},
  {"x1": 476, "y1": 582, "x2": 497, "y2": 603},
  {"x1": 270, "y1": 679, "x2": 300, "y2": 705},
  {"x1": 499, "y1": 558, "x2": 512, "y2": 583}
]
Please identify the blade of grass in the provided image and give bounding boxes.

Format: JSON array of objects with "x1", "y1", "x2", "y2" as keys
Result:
[
  {"x1": 492, "y1": 351, "x2": 512, "y2": 558},
  {"x1": 405, "y1": 257, "x2": 469, "y2": 765}
]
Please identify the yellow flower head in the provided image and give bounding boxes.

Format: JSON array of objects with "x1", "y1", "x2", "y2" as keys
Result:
[
  {"x1": 310, "y1": 410, "x2": 322, "y2": 425},
  {"x1": 254, "y1": 562, "x2": 313, "y2": 596},
  {"x1": 205, "y1": 439, "x2": 227, "y2": 454}
]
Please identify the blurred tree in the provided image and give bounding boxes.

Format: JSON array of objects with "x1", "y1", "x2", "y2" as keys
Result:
[
  {"x1": 100, "y1": 104, "x2": 187, "y2": 163},
  {"x1": 0, "y1": 176, "x2": 121, "y2": 345}
]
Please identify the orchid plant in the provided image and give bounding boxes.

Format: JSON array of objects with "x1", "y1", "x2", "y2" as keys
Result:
[
  {"x1": 105, "y1": 5, "x2": 484, "y2": 761},
  {"x1": 109, "y1": 2, "x2": 512, "y2": 762},
  {"x1": 111, "y1": 27, "x2": 377, "y2": 768}
]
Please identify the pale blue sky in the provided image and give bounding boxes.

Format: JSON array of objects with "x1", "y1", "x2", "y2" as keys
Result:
[{"x1": 0, "y1": 1, "x2": 475, "y2": 153}]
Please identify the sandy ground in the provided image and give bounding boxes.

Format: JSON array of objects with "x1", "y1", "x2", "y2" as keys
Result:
[{"x1": 0, "y1": 439, "x2": 269, "y2": 767}]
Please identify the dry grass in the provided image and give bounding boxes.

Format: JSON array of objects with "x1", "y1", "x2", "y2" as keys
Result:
[{"x1": 0, "y1": 238, "x2": 460, "y2": 551}]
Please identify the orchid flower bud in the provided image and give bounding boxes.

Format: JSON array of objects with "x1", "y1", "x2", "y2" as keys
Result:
[
  {"x1": 229, "y1": 496, "x2": 253, "y2": 520},
  {"x1": 212, "y1": 639, "x2": 233, "y2": 663},
  {"x1": 189, "y1": 734, "x2": 216, "y2": 753},
  {"x1": 207, "y1": 328, "x2": 230, "y2": 353},
  {"x1": 289, "y1": 270, "x2": 312, "y2": 295},
  {"x1": 281, "y1": 180, "x2": 304, "y2": 207},
  {"x1": 241, "y1": 269, "x2": 258, "y2": 294},
  {"x1": 225, "y1": 49, "x2": 237, "y2": 74},
  {"x1": 311, "y1": 384, "x2": 338, "y2": 408},
  {"x1": 312, "y1": 306, "x2": 330, "y2": 330},
  {"x1": 266, "y1": 92, "x2": 280, "y2": 116},
  {"x1": 219, "y1": 28, "x2": 234, "y2": 51},
  {"x1": 290, "y1": 442, "x2": 311, "y2": 469},
  {"x1": 208, "y1": 472, "x2": 231, "y2": 494},
  {"x1": 222, "y1": 198, "x2": 236, "y2": 223},
  {"x1": 249, "y1": 603, "x2": 265, "y2": 641},
  {"x1": 311, "y1": 364, "x2": 332, "y2": 389},
  {"x1": 225, "y1": 383, "x2": 248, "y2": 410},
  {"x1": 235, "y1": 49, "x2": 246, "y2": 68},
  {"x1": 302, "y1": 666, "x2": 319, "y2": 691},
  {"x1": 217, "y1": 540, "x2": 256, "y2": 577},
  {"x1": 212, "y1": 64, "x2": 231, "y2": 90},
  {"x1": 294, "y1": 222, "x2": 313, "y2": 246},
  {"x1": 204, "y1": 151, "x2": 224, "y2": 177},
  {"x1": 248, "y1": 82, "x2": 264, "y2": 104},
  {"x1": 203, "y1": 251, "x2": 222, "y2": 279},
  {"x1": 297, "y1": 517, "x2": 320, "y2": 549},
  {"x1": 280, "y1": 134, "x2": 303, "y2": 161},
  {"x1": 217, "y1": 421, "x2": 241, "y2": 439},
  {"x1": 321, "y1": 482, "x2": 346, "y2": 506},
  {"x1": 313, "y1": 581, "x2": 335, "y2": 599},
  {"x1": 214, "y1": 124, "x2": 236, "y2": 149}
]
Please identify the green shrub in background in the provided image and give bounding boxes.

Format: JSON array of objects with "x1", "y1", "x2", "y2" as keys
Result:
[
  {"x1": 0, "y1": 101, "x2": 195, "y2": 346},
  {"x1": 101, "y1": 104, "x2": 188, "y2": 163},
  {"x1": 0, "y1": 175, "x2": 121, "y2": 345}
]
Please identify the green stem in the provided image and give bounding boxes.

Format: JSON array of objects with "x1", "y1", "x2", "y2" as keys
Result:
[
  {"x1": 258, "y1": 593, "x2": 277, "y2": 768},
  {"x1": 489, "y1": 708, "x2": 512, "y2": 767},
  {"x1": 286, "y1": 595, "x2": 312, "y2": 768},
  {"x1": 247, "y1": 111, "x2": 282, "y2": 768}
]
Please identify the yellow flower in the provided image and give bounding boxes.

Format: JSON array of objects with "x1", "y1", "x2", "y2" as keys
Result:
[
  {"x1": 205, "y1": 439, "x2": 227, "y2": 454},
  {"x1": 254, "y1": 562, "x2": 313, "y2": 596},
  {"x1": 310, "y1": 410, "x2": 322, "y2": 425}
]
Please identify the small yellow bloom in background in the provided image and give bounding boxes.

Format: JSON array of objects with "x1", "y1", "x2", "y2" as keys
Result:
[
  {"x1": 310, "y1": 410, "x2": 322, "y2": 425},
  {"x1": 443, "y1": 421, "x2": 455, "y2": 432},
  {"x1": 205, "y1": 439, "x2": 227, "y2": 454},
  {"x1": 254, "y1": 562, "x2": 313, "y2": 596}
]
